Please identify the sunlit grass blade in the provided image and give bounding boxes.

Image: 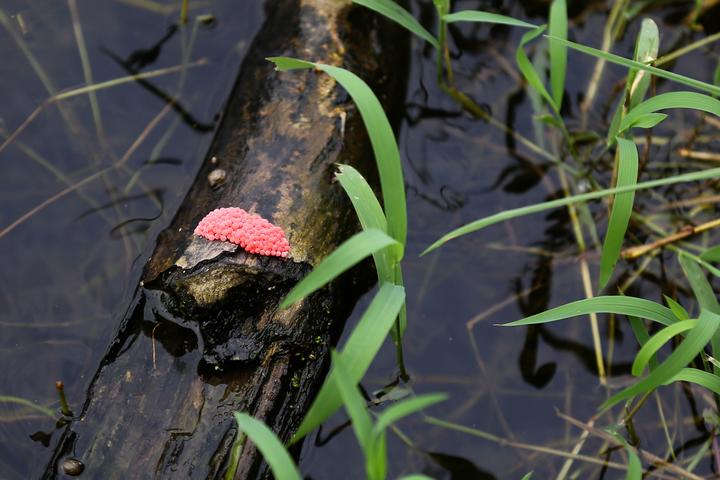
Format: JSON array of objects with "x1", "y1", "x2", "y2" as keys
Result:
[
  {"x1": 501, "y1": 296, "x2": 677, "y2": 327},
  {"x1": 374, "y1": 393, "x2": 447, "y2": 432},
  {"x1": 280, "y1": 229, "x2": 400, "y2": 309},
  {"x1": 620, "y1": 91, "x2": 720, "y2": 133},
  {"x1": 628, "y1": 18, "x2": 659, "y2": 109},
  {"x1": 627, "y1": 112, "x2": 667, "y2": 129},
  {"x1": 399, "y1": 476, "x2": 436, "y2": 480},
  {"x1": 336, "y1": 164, "x2": 393, "y2": 283},
  {"x1": 664, "y1": 295, "x2": 690, "y2": 321},
  {"x1": 233, "y1": 413, "x2": 302, "y2": 480},
  {"x1": 628, "y1": 316, "x2": 658, "y2": 371},
  {"x1": 268, "y1": 57, "x2": 407, "y2": 245},
  {"x1": 291, "y1": 283, "x2": 405, "y2": 443},
  {"x1": 631, "y1": 319, "x2": 698, "y2": 376},
  {"x1": 546, "y1": 36, "x2": 720, "y2": 96},
  {"x1": 548, "y1": 0, "x2": 567, "y2": 110},
  {"x1": 667, "y1": 368, "x2": 720, "y2": 396},
  {"x1": 421, "y1": 166, "x2": 720, "y2": 255},
  {"x1": 516, "y1": 26, "x2": 556, "y2": 112},
  {"x1": 600, "y1": 309, "x2": 720, "y2": 410},
  {"x1": 599, "y1": 138, "x2": 639, "y2": 289},
  {"x1": 443, "y1": 11, "x2": 537, "y2": 29},
  {"x1": 354, "y1": 0, "x2": 439, "y2": 49}
]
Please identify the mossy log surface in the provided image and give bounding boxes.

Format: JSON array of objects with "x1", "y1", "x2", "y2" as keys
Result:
[{"x1": 44, "y1": 1, "x2": 407, "y2": 478}]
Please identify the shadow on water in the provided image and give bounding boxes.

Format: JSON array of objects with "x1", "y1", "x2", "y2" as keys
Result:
[{"x1": 0, "y1": 0, "x2": 719, "y2": 478}]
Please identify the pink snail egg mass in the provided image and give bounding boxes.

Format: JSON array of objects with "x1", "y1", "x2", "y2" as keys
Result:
[{"x1": 194, "y1": 207, "x2": 290, "y2": 258}]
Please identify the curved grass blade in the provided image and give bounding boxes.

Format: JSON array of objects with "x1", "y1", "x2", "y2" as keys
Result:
[
  {"x1": 374, "y1": 393, "x2": 447, "y2": 433},
  {"x1": 547, "y1": 36, "x2": 720, "y2": 96},
  {"x1": 667, "y1": 368, "x2": 720, "y2": 396},
  {"x1": 501, "y1": 296, "x2": 678, "y2": 327},
  {"x1": 626, "y1": 112, "x2": 667, "y2": 129},
  {"x1": 599, "y1": 138, "x2": 639, "y2": 289},
  {"x1": 620, "y1": 91, "x2": 720, "y2": 133},
  {"x1": 0, "y1": 395, "x2": 55, "y2": 418},
  {"x1": 631, "y1": 319, "x2": 698, "y2": 376},
  {"x1": 548, "y1": 0, "x2": 567, "y2": 109},
  {"x1": 291, "y1": 283, "x2": 405, "y2": 443},
  {"x1": 443, "y1": 11, "x2": 536, "y2": 29},
  {"x1": 268, "y1": 57, "x2": 407, "y2": 245},
  {"x1": 422, "y1": 166, "x2": 720, "y2": 255},
  {"x1": 354, "y1": 0, "x2": 439, "y2": 49},
  {"x1": 336, "y1": 165, "x2": 393, "y2": 284},
  {"x1": 600, "y1": 309, "x2": 720, "y2": 410},
  {"x1": 233, "y1": 413, "x2": 302, "y2": 480},
  {"x1": 280, "y1": 229, "x2": 400, "y2": 309},
  {"x1": 516, "y1": 26, "x2": 556, "y2": 112}
]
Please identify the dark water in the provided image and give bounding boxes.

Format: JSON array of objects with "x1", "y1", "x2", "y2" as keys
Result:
[{"x1": 1, "y1": 0, "x2": 719, "y2": 478}]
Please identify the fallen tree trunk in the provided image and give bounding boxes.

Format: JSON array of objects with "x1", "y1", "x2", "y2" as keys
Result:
[{"x1": 44, "y1": 1, "x2": 407, "y2": 478}]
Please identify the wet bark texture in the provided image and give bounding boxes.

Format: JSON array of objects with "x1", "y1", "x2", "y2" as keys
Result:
[{"x1": 44, "y1": 1, "x2": 407, "y2": 478}]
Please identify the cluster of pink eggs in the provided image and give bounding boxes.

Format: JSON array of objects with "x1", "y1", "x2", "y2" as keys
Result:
[{"x1": 194, "y1": 207, "x2": 290, "y2": 257}]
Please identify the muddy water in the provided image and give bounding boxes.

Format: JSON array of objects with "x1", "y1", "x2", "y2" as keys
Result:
[{"x1": 0, "y1": 0, "x2": 718, "y2": 478}]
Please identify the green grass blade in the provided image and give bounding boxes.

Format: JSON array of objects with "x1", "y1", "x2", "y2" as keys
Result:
[
  {"x1": 546, "y1": 36, "x2": 720, "y2": 96},
  {"x1": 336, "y1": 165, "x2": 394, "y2": 284},
  {"x1": 331, "y1": 351, "x2": 373, "y2": 450},
  {"x1": 268, "y1": 57, "x2": 407, "y2": 245},
  {"x1": 398, "y1": 476, "x2": 436, "y2": 480},
  {"x1": 664, "y1": 295, "x2": 690, "y2": 321},
  {"x1": 233, "y1": 413, "x2": 302, "y2": 480},
  {"x1": 628, "y1": 316, "x2": 658, "y2": 370},
  {"x1": 601, "y1": 309, "x2": 720, "y2": 410},
  {"x1": 628, "y1": 18, "x2": 659, "y2": 109},
  {"x1": 521, "y1": 474, "x2": 534, "y2": 480},
  {"x1": 627, "y1": 112, "x2": 667, "y2": 129},
  {"x1": 701, "y1": 245, "x2": 720, "y2": 262},
  {"x1": 291, "y1": 283, "x2": 405, "y2": 443},
  {"x1": 501, "y1": 296, "x2": 678, "y2": 327},
  {"x1": 354, "y1": 0, "x2": 439, "y2": 49},
  {"x1": 281, "y1": 229, "x2": 400, "y2": 309},
  {"x1": 548, "y1": 0, "x2": 567, "y2": 109},
  {"x1": 599, "y1": 138, "x2": 639, "y2": 289},
  {"x1": 0, "y1": 395, "x2": 55, "y2": 418},
  {"x1": 679, "y1": 253, "x2": 720, "y2": 375},
  {"x1": 620, "y1": 91, "x2": 720, "y2": 133},
  {"x1": 422, "y1": 166, "x2": 720, "y2": 255},
  {"x1": 516, "y1": 26, "x2": 556, "y2": 112},
  {"x1": 443, "y1": 11, "x2": 537, "y2": 29},
  {"x1": 667, "y1": 368, "x2": 720, "y2": 396},
  {"x1": 631, "y1": 319, "x2": 698, "y2": 376},
  {"x1": 374, "y1": 393, "x2": 447, "y2": 433}
]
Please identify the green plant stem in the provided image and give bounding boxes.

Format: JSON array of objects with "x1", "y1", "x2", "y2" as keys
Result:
[
  {"x1": 55, "y1": 381, "x2": 73, "y2": 417},
  {"x1": 180, "y1": 0, "x2": 189, "y2": 24},
  {"x1": 656, "y1": 31, "x2": 720, "y2": 67}
]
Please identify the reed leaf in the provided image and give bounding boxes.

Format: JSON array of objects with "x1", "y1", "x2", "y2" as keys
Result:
[
  {"x1": 548, "y1": 0, "x2": 567, "y2": 109},
  {"x1": 620, "y1": 91, "x2": 720, "y2": 133},
  {"x1": 631, "y1": 320, "x2": 698, "y2": 376},
  {"x1": 354, "y1": 0, "x2": 439, "y2": 49},
  {"x1": 443, "y1": 11, "x2": 536, "y2": 29},
  {"x1": 233, "y1": 413, "x2": 301, "y2": 480}
]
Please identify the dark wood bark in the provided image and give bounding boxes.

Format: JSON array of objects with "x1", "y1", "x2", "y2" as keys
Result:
[{"x1": 43, "y1": 1, "x2": 407, "y2": 478}]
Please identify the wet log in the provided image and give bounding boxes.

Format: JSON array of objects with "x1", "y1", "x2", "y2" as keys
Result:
[{"x1": 44, "y1": 1, "x2": 407, "y2": 478}]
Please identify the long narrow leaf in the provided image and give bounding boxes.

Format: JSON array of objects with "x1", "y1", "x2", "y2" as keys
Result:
[
  {"x1": 281, "y1": 229, "x2": 400, "y2": 308},
  {"x1": 268, "y1": 57, "x2": 407, "y2": 245},
  {"x1": 354, "y1": 0, "x2": 439, "y2": 49},
  {"x1": 548, "y1": 0, "x2": 567, "y2": 109},
  {"x1": 601, "y1": 309, "x2": 720, "y2": 410},
  {"x1": 233, "y1": 413, "x2": 302, "y2": 480},
  {"x1": 336, "y1": 165, "x2": 393, "y2": 283},
  {"x1": 631, "y1": 320, "x2": 698, "y2": 376},
  {"x1": 291, "y1": 283, "x2": 405, "y2": 443},
  {"x1": 599, "y1": 138, "x2": 639, "y2": 289},
  {"x1": 422, "y1": 166, "x2": 720, "y2": 254},
  {"x1": 620, "y1": 91, "x2": 720, "y2": 132},
  {"x1": 628, "y1": 19, "x2": 659, "y2": 109},
  {"x1": 516, "y1": 26, "x2": 556, "y2": 112},
  {"x1": 374, "y1": 393, "x2": 447, "y2": 432},
  {"x1": 501, "y1": 296, "x2": 678, "y2": 327},
  {"x1": 443, "y1": 10, "x2": 536, "y2": 29},
  {"x1": 331, "y1": 352, "x2": 373, "y2": 450},
  {"x1": 546, "y1": 36, "x2": 720, "y2": 96},
  {"x1": 667, "y1": 368, "x2": 720, "y2": 396}
]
